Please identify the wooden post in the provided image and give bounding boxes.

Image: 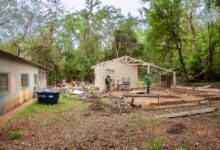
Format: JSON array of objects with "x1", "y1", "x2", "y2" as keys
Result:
[
  {"x1": 147, "y1": 65, "x2": 150, "y2": 74},
  {"x1": 173, "y1": 72, "x2": 176, "y2": 88}
]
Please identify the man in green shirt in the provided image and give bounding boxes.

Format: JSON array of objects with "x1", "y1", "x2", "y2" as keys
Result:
[{"x1": 144, "y1": 74, "x2": 151, "y2": 94}]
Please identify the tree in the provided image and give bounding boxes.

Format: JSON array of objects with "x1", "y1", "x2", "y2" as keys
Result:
[
  {"x1": 144, "y1": 0, "x2": 189, "y2": 80},
  {"x1": 112, "y1": 16, "x2": 138, "y2": 57},
  {"x1": 59, "y1": 0, "x2": 124, "y2": 80}
]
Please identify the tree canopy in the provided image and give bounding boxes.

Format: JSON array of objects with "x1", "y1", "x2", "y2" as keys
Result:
[{"x1": 0, "y1": 0, "x2": 219, "y2": 84}]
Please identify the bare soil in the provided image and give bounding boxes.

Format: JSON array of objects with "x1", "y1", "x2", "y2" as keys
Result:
[{"x1": 0, "y1": 88, "x2": 220, "y2": 150}]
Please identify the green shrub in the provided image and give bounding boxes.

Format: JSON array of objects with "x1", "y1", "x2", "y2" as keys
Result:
[
  {"x1": 9, "y1": 130, "x2": 23, "y2": 140},
  {"x1": 147, "y1": 137, "x2": 165, "y2": 150}
]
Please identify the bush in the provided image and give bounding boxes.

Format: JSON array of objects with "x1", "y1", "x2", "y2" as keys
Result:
[
  {"x1": 9, "y1": 130, "x2": 23, "y2": 140},
  {"x1": 147, "y1": 137, "x2": 165, "y2": 150}
]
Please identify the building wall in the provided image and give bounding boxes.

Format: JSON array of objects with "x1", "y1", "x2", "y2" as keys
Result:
[
  {"x1": 94, "y1": 58, "x2": 138, "y2": 92},
  {"x1": 0, "y1": 56, "x2": 47, "y2": 115}
]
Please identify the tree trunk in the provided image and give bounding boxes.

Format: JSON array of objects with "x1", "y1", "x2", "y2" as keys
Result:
[
  {"x1": 188, "y1": 10, "x2": 196, "y2": 51},
  {"x1": 177, "y1": 39, "x2": 189, "y2": 81},
  {"x1": 207, "y1": 22, "x2": 214, "y2": 80}
]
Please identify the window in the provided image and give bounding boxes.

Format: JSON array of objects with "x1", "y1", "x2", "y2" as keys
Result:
[
  {"x1": 21, "y1": 74, "x2": 29, "y2": 87},
  {"x1": 0, "y1": 73, "x2": 9, "y2": 93},
  {"x1": 34, "y1": 74, "x2": 38, "y2": 85}
]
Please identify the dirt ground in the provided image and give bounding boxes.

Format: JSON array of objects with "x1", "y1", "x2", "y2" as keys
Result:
[{"x1": 0, "y1": 87, "x2": 220, "y2": 150}]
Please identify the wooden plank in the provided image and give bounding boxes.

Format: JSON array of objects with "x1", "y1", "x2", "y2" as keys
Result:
[
  {"x1": 150, "y1": 64, "x2": 174, "y2": 73},
  {"x1": 127, "y1": 63, "x2": 144, "y2": 66},
  {"x1": 156, "y1": 100, "x2": 209, "y2": 109},
  {"x1": 158, "y1": 102, "x2": 198, "y2": 109},
  {"x1": 155, "y1": 108, "x2": 218, "y2": 119},
  {"x1": 124, "y1": 94, "x2": 157, "y2": 97},
  {"x1": 206, "y1": 96, "x2": 220, "y2": 101},
  {"x1": 150, "y1": 99, "x2": 207, "y2": 106},
  {"x1": 123, "y1": 94, "x2": 181, "y2": 98}
]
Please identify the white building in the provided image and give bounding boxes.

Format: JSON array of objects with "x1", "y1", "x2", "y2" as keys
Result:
[
  {"x1": 0, "y1": 50, "x2": 47, "y2": 115},
  {"x1": 92, "y1": 56, "x2": 176, "y2": 92}
]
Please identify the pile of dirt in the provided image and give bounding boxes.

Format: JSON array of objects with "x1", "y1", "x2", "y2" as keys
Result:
[{"x1": 167, "y1": 123, "x2": 187, "y2": 134}]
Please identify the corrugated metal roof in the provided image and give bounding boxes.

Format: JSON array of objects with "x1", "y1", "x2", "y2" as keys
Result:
[{"x1": 0, "y1": 49, "x2": 48, "y2": 70}]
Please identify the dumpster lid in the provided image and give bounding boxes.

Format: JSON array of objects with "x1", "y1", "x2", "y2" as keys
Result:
[{"x1": 36, "y1": 88, "x2": 60, "y2": 93}]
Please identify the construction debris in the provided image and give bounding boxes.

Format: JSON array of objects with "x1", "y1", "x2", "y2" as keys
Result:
[
  {"x1": 130, "y1": 98, "x2": 142, "y2": 108},
  {"x1": 71, "y1": 87, "x2": 86, "y2": 95},
  {"x1": 155, "y1": 108, "x2": 218, "y2": 119},
  {"x1": 80, "y1": 91, "x2": 108, "y2": 100},
  {"x1": 112, "y1": 96, "x2": 131, "y2": 113}
]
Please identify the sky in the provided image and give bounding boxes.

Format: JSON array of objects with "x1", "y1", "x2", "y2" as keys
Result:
[{"x1": 60, "y1": 0, "x2": 144, "y2": 17}]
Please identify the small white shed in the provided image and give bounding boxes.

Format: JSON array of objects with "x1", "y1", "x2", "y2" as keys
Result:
[{"x1": 92, "y1": 56, "x2": 176, "y2": 92}]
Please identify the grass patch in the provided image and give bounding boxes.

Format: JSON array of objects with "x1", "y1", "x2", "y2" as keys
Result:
[
  {"x1": 130, "y1": 112, "x2": 163, "y2": 127},
  {"x1": 17, "y1": 97, "x2": 82, "y2": 116},
  {"x1": 130, "y1": 113, "x2": 149, "y2": 127},
  {"x1": 124, "y1": 123, "x2": 134, "y2": 133},
  {"x1": 100, "y1": 98, "x2": 111, "y2": 104},
  {"x1": 147, "y1": 137, "x2": 165, "y2": 150},
  {"x1": 215, "y1": 115, "x2": 220, "y2": 121},
  {"x1": 179, "y1": 139, "x2": 190, "y2": 150},
  {"x1": 9, "y1": 130, "x2": 23, "y2": 140},
  {"x1": 43, "y1": 117, "x2": 60, "y2": 126},
  {"x1": 1, "y1": 97, "x2": 85, "y2": 127},
  {"x1": 209, "y1": 114, "x2": 220, "y2": 121}
]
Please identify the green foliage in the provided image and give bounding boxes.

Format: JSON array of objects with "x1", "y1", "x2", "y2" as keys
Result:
[
  {"x1": 100, "y1": 98, "x2": 111, "y2": 104},
  {"x1": 147, "y1": 137, "x2": 165, "y2": 150},
  {"x1": 0, "y1": 0, "x2": 220, "y2": 84},
  {"x1": 9, "y1": 130, "x2": 23, "y2": 140},
  {"x1": 130, "y1": 113, "x2": 149, "y2": 127},
  {"x1": 112, "y1": 16, "x2": 139, "y2": 57},
  {"x1": 1, "y1": 97, "x2": 84, "y2": 128},
  {"x1": 180, "y1": 139, "x2": 190, "y2": 150},
  {"x1": 16, "y1": 97, "x2": 82, "y2": 117}
]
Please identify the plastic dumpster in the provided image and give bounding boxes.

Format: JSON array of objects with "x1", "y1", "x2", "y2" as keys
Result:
[{"x1": 36, "y1": 89, "x2": 60, "y2": 104}]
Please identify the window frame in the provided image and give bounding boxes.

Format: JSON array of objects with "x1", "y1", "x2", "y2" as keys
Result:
[
  {"x1": 34, "y1": 74, "x2": 38, "y2": 85},
  {"x1": 21, "y1": 73, "x2": 29, "y2": 88},
  {"x1": 0, "y1": 72, "x2": 10, "y2": 95}
]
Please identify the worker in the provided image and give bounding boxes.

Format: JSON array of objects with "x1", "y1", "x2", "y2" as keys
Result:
[
  {"x1": 144, "y1": 73, "x2": 151, "y2": 94},
  {"x1": 105, "y1": 75, "x2": 112, "y2": 92}
]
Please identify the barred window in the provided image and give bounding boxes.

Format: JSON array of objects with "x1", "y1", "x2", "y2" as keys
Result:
[
  {"x1": 34, "y1": 74, "x2": 38, "y2": 85},
  {"x1": 0, "y1": 73, "x2": 9, "y2": 93},
  {"x1": 21, "y1": 74, "x2": 29, "y2": 87}
]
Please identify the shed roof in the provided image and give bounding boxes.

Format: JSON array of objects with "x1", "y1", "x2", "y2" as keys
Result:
[{"x1": 0, "y1": 49, "x2": 48, "y2": 70}]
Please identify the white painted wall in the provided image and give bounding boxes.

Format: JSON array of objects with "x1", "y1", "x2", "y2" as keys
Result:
[
  {"x1": 94, "y1": 58, "x2": 138, "y2": 92},
  {"x1": 0, "y1": 56, "x2": 47, "y2": 114}
]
